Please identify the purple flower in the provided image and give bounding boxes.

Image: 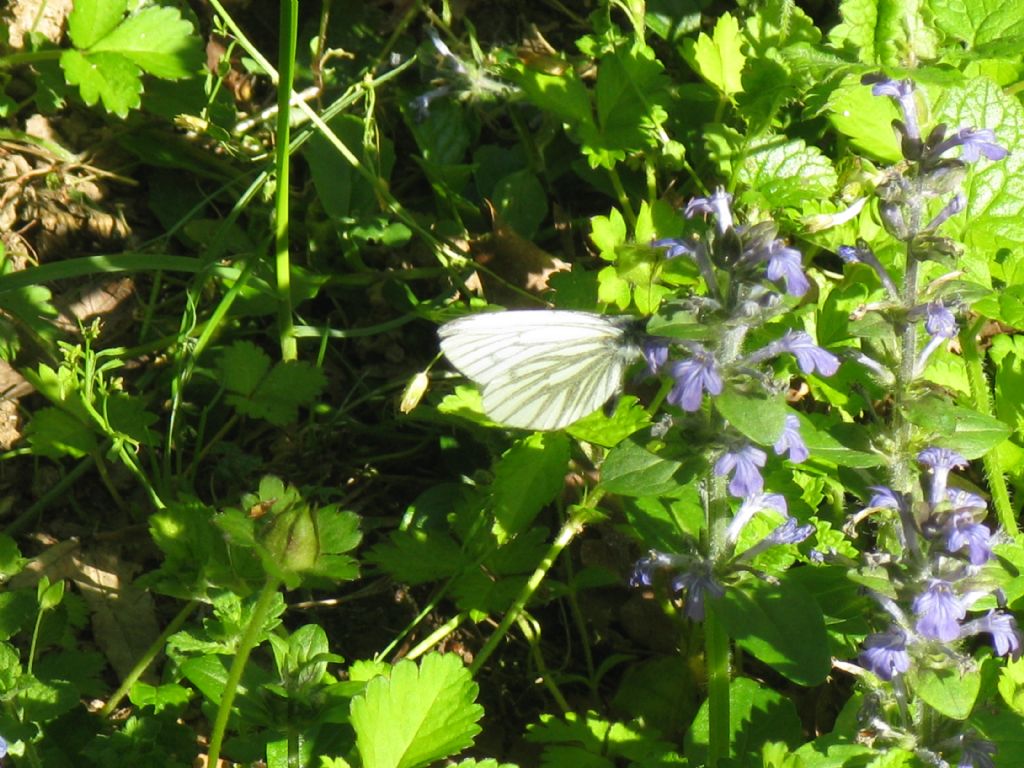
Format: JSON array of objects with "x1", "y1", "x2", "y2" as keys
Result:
[
  {"x1": 629, "y1": 551, "x2": 677, "y2": 588},
  {"x1": 715, "y1": 444, "x2": 767, "y2": 498},
  {"x1": 837, "y1": 243, "x2": 898, "y2": 297},
  {"x1": 671, "y1": 568, "x2": 725, "y2": 621},
  {"x1": 764, "y1": 517, "x2": 815, "y2": 546},
  {"x1": 685, "y1": 188, "x2": 734, "y2": 233},
  {"x1": 913, "y1": 579, "x2": 966, "y2": 642},
  {"x1": 963, "y1": 610, "x2": 1022, "y2": 658},
  {"x1": 643, "y1": 339, "x2": 669, "y2": 374},
  {"x1": 958, "y1": 734, "x2": 997, "y2": 768},
  {"x1": 773, "y1": 414, "x2": 808, "y2": 463},
  {"x1": 652, "y1": 236, "x2": 700, "y2": 260},
  {"x1": 667, "y1": 347, "x2": 723, "y2": 411},
  {"x1": 933, "y1": 127, "x2": 1009, "y2": 163},
  {"x1": 926, "y1": 193, "x2": 965, "y2": 231},
  {"x1": 918, "y1": 447, "x2": 968, "y2": 507},
  {"x1": 860, "y1": 628, "x2": 911, "y2": 680},
  {"x1": 945, "y1": 509, "x2": 993, "y2": 565},
  {"x1": 410, "y1": 86, "x2": 454, "y2": 120},
  {"x1": 727, "y1": 492, "x2": 788, "y2": 543},
  {"x1": 868, "y1": 76, "x2": 920, "y2": 141},
  {"x1": 867, "y1": 485, "x2": 904, "y2": 511},
  {"x1": 765, "y1": 241, "x2": 809, "y2": 297},
  {"x1": 779, "y1": 331, "x2": 840, "y2": 376},
  {"x1": 924, "y1": 301, "x2": 958, "y2": 338}
]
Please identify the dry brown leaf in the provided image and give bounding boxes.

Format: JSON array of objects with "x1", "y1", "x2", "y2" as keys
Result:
[{"x1": 71, "y1": 545, "x2": 161, "y2": 682}]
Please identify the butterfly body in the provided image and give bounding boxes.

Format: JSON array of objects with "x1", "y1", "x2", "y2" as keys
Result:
[{"x1": 438, "y1": 310, "x2": 641, "y2": 430}]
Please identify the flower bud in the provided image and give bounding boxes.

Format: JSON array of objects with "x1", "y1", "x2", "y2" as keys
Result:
[{"x1": 262, "y1": 503, "x2": 320, "y2": 575}]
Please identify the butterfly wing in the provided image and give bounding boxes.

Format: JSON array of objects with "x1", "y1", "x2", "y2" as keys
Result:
[{"x1": 438, "y1": 310, "x2": 639, "y2": 430}]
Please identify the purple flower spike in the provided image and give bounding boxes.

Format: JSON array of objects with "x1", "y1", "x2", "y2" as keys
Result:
[
  {"x1": 913, "y1": 579, "x2": 966, "y2": 642},
  {"x1": 860, "y1": 628, "x2": 911, "y2": 680},
  {"x1": 945, "y1": 509, "x2": 993, "y2": 565},
  {"x1": 629, "y1": 551, "x2": 676, "y2": 588},
  {"x1": 868, "y1": 76, "x2": 920, "y2": 141},
  {"x1": 715, "y1": 444, "x2": 768, "y2": 498},
  {"x1": 780, "y1": 331, "x2": 840, "y2": 376},
  {"x1": 764, "y1": 516, "x2": 815, "y2": 546},
  {"x1": 667, "y1": 347, "x2": 723, "y2": 411},
  {"x1": 774, "y1": 414, "x2": 808, "y2": 463},
  {"x1": 685, "y1": 187, "x2": 734, "y2": 233},
  {"x1": 766, "y1": 242, "x2": 810, "y2": 297}
]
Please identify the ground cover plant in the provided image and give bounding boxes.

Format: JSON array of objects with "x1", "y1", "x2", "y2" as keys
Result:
[{"x1": 2, "y1": 0, "x2": 1024, "y2": 765}]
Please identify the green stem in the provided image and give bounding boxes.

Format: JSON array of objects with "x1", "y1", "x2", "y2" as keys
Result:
[
  {"x1": 705, "y1": 605, "x2": 731, "y2": 768},
  {"x1": 275, "y1": 0, "x2": 299, "y2": 361},
  {"x1": 961, "y1": 319, "x2": 1017, "y2": 535},
  {"x1": 207, "y1": 579, "x2": 281, "y2": 766},
  {"x1": 4, "y1": 456, "x2": 94, "y2": 537},
  {"x1": 0, "y1": 49, "x2": 61, "y2": 68},
  {"x1": 404, "y1": 613, "x2": 467, "y2": 661},
  {"x1": 101, "y1": 600, "x2": 200, "y2": 717},
  {"x1": 470, "y1": 497, "x2": 601, "y2": 674},
  {"x1": 607, "y1": 169, "x2": 637, "y2": 231},
  {"x1": 515, "y1": 612, "x2": 571, "y2": 714}
]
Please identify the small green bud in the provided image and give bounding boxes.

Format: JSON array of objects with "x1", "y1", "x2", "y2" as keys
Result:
[{"x1": 262, "y1": 504, "x2": 319, "y2": 575}]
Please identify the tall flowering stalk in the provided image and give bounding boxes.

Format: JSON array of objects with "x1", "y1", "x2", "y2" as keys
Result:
[
  {"x1": 632, "y1": 190, "x2": 837, "y2": 766},
  {"x1": 826, "y1": 75, "x2": 1018, "y2": 767}
]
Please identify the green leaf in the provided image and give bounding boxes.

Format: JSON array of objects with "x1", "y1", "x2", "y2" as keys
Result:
[
  {"x1": 350, "y1": 653, "x2": 483, "y2": 768},
  {"x1": 829, "y1": 0, "x2": 937, "y2": 65},
  {"x1": 369, "y1": 529, "x2": 464, "y2": 584},
  {"x1": 715, "y1": 388, "x2": 788, "y2": 446},
  {"x1": 491, "y1": 432, "x2": 570, "y2": 541},
  {"x1": 221, "y1": 341, "x2": 326, "y2": 426},
  {"x1": 713, "y1": 574, "x2": 831, "y2": 686},
  {"x1": 590, "y1": 209, "x2": 628, "y2": 257},
  {"x1": 67, "y1": 0, "x2": 128, "y2": 49},
  {"x1": 738, "y1": 135, "x2": 837, "y2": 209},
  {"x1": 0, "y1": 536, "x2": 24, "y2": 580},
  {"x1": 998, "y1": 657, "x2": 1024, "y2": 716},
  {"x1": 599, "y1": 439, "x2": 685, "y2": 497},
  {"x1": 905, "y1": 396, "x2": 1011, "y2": 459},
  {"x1": 509, "y1": 64, "x2": 594, "y2": 129},
  {"x1": 568, "y1": 395, "x2": 652, "y2": 448},
  {"x1": 934, "y1": 78, "x2": 1024, "y2": 268},
  {"x1": 492, "y1": 170, "x2": 547, "y2": 240},
  {"x1": 827, "y1": 75, "x2": 902, "y2": 162},
  {"x1": 60, "y1": 49, "x2": 142, "y2": 117},
  {"x1": 219, "y1": 341, "x2": 271, "y2": 397},
  {"x1": 685, "y1": 13, "x2": 746, "y2": 97},
  {"x1": 25, "y1": 407, "x2": 97, "y2": 459},
  {"x1": 911, "y1": 665, "x2": 980, "y2": 720},
  {"x1": 129, "y1": 681, "x2": 191, "y2": 713},
  {"x1": 685, "y1": 677, "x2": 802, "y2": 765},
  {"x1": 90, "y1": 6, "x2": 202, "y2": 79},
  {"x1": 930, "y1": 0, "x2": 1024, "y2": 50}
]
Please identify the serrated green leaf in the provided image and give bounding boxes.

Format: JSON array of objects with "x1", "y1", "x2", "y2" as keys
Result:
[
  {"x1": 911, "y1": 665, "x2": 980, "y2": 720},
  {"x1": 60, "y1": 49, "x2": 142, "y2": 117},
  {"x1": 350, "y1": 653, "x2": 483, "y2": 768},
  {"x1": 368, "y1": 530, "x2": 464, "y2": 584},
  {"x1": 829, "y1": 0, "x2": 937, "y2": 66},
  {"x1": 220, "y1": 341, "x2": 271, "y2": 397},
  {"x1": 568, "y1": 395, "x2": 651, "y2": 448},
  {"x1": 250, "y1": 361, "x2": 326, "y2": 425},
  {"x1": 491, "y1": 432, "x2": 569, "y2": 540},
  {"x1": 930, "y1": 0, "x2": 1024, "y2": 49},
  {"x1": 509, "y1": 64, "x2": 594, "y2": 129},
  {"x1": 129, "y1": 681, "x2": 191, "y2": 712},
  {"x1": 686, "y1": 13, "x2": 746, "y2": 97},
  {"x1": 26, "y1": 407, "x2": 97, "y2": 459},
  {"x1": 67, "y1": 0, "x2": 128, "y2": 49},
  {"x1": 90, "y1": 6, "x2": 202, "y2": 79},
  {"x1": 934, "y1": 78, "x2": 1024, "y2": 270},
  {"x1": 738, "y1": 134, "x2": 837, "y2": 209}
]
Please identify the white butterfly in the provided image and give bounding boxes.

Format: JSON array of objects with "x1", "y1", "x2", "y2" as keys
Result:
[{"x1": 438, "y1": 310, "x2": 642, "y2": 430}]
